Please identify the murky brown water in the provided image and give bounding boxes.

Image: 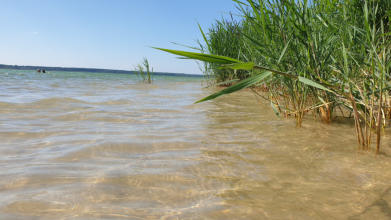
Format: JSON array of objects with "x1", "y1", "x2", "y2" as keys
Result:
[{"x1": 1, "y1": 70, "x2": 391, "y2": 219}]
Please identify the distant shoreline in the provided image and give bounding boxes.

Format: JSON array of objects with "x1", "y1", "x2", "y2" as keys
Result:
[{"x1": 0, "y1": 64, "x2": 203, "y2": 77}]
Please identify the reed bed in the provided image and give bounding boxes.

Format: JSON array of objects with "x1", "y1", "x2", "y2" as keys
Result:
[
  {"x1": 156, "y1": 0, "x2": 390, "y2": 154},
  {"x1": 199, "y1": 15, "x2": 249, "y2": 85}
]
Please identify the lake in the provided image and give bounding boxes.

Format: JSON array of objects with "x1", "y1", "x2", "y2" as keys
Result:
[{"x1": 1, "y1": 69, "x2": 391, "y2": 219}]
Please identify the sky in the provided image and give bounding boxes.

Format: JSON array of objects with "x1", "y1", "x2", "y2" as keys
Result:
[{"x1": 0, "y1": 0, "x2": 239, "y2": 74}]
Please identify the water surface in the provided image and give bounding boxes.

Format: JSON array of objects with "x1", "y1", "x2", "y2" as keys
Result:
[{"x1": 1, "y1": 69, "x2": 391, "y2": 219}]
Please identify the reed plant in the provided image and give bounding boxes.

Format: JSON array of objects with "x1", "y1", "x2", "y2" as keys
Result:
[
  {"x1": 155, "y1": 0, "x2": 390, "y2": 153},
  {"x1": 135, "y1": 58, "x2": 153, "y2": 83}
]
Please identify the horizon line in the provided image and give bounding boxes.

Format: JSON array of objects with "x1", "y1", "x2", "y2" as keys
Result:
[{"x1": 0, "y1": 63, "x2": 203, "y2": 76}]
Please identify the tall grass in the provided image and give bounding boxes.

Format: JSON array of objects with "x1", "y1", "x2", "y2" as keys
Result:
[
  {"x1": 156, "y1": 0, "x2": 390, "y2": 153},
  {"x1": 135, "y1": 58, "x2": 153, "y2": 83},
  {"x1": 199, "y1": 16, "x2": 249, "y2": 85}
]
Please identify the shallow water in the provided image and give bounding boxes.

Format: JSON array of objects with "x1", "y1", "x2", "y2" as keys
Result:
[{"x1": 0, "y1": 69, "x2": 391, "y2": 219}]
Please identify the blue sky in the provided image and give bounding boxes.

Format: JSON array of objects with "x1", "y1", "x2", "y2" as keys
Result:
[{"x1": 0, "y1": 0, "x2": 238, "y2": 74}]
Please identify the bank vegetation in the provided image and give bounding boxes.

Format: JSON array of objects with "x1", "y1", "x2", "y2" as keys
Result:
[{"x1": 156, "y1": 0, "x2": 390, "y2": 154}]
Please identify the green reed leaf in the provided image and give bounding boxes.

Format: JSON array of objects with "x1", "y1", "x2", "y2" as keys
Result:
[
  {"x1": 221, "y1": 62, "x2": 255, "y2": 70},
  {"x1": 153, "y1": 47, "x2": 241, "y2": 64},
  {"x1": 232, "y1": 0, "x2": 247, "y2": 6},
  {"x1": 298, "y1": 76, "x2": 332, "y2": 93},
  {"x1": 277, "y1": 39, "x2": 291, "y2": 65},
  {"x1": 198, "y1": 23, "x2": 211, "y2": 52},
  {"x1": 195, "y1": 71, "x2": 272, "y2": 103}
]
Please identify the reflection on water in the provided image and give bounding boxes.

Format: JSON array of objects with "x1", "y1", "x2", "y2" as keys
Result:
[{"x1": 0, "y1": 69, "x2": 391, "y2": 219}]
